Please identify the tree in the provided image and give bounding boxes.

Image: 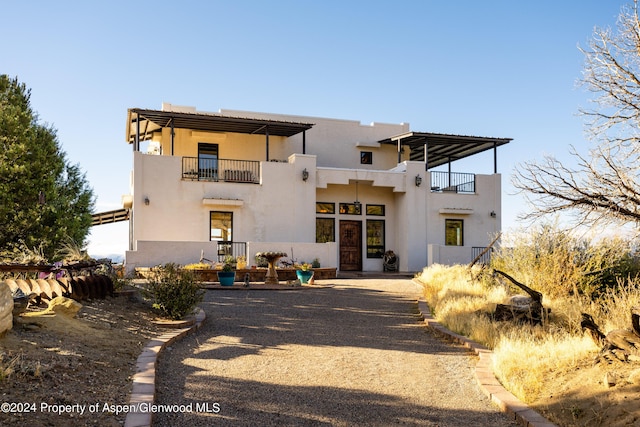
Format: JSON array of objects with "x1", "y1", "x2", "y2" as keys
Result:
[
  {"x1": 513, "y1": 1, "x2": 640, "y2": 228},
  {"x1": 0, "y1": 75, "x2": 94, "y2": 261}
]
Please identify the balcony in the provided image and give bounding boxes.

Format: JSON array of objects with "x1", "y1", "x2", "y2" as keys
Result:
[
  {"x1": 182, "y1": 157, "x2": 260, "y2": 183},
  {"x1": 430, "y1": 171, "x2": 475, "y2": 194}
]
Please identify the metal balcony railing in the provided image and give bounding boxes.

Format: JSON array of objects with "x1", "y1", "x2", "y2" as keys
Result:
[
  {"x1": 182, "y1": 157, "x2": 260, "y2": 183},
  {"x1": 472, "y1": 246, "x2": 493, "y2": 265},
  {"x1": 430, "y1": 171, "x2": 475, "y2": 194},
  {"x1": 216, "y1": 241, "x2": 247, "y2": 262}
]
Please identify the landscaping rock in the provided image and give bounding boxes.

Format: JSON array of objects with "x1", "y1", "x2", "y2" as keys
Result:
[{"x1": 47, "y1": 296, "x2": 82, "y2": 318}]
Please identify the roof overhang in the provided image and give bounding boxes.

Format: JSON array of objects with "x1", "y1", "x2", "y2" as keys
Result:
[
  {"x1": 378, "y1": 132, "x2": 512, "y2": 169},
  {"x1": 91, "y1": 208, "x2": 130, "y2": 226},
  {"x1": 126, "y1": 108, "x2": 314, "y2": 143}
]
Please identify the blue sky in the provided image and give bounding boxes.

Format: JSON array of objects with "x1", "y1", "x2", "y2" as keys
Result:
[{"x1": 1, "y1": 1, "x2": 626, "y2": 258}]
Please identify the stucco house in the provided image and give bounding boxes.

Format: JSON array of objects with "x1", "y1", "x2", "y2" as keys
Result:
[{"x1": 119, "y1": 103, "x2": 511, "y2": 273}]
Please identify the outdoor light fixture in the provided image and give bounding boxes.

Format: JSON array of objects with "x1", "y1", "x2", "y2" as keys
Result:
[
  {"x1": 415, "y1": 174, "x2": 422, "y2": 187},
  {"x1": 144, "y1": 197, "x2": 150, "y2": 206},
  {"x1": 302, "y1": 168, "x2": 309, "y2": 181},
  {"x1": 490, "y1": 210, "x2": 496, "y2": 218}
]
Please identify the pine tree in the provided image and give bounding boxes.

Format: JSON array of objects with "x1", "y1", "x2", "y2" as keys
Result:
[{"x1": 0, "y1": 75, "x2": 94, "y2": 261}]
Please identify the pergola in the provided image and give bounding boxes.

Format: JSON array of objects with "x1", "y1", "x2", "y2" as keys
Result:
[
  {"x1": 126, "y1": 108, "x2": 314, "y2": 160},
  {"x1": 378, "y1": 132, "x2": 512, "y2": 172}
]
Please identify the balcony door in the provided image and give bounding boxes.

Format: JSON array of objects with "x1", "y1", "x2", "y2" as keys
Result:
[{"x1": 198, "y1": 143, "x2": 218, "y2": 181}]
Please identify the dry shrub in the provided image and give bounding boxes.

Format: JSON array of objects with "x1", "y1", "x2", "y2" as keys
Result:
[
  {"x1": 419, "y1": 264, "x2": 509, "y2": 348},
  {"x1": 418, "y1": 260, "x2": 640, "y2": 403},
  {"x1": 492, "y1": 224, "x2": 640, "y2": 299}
]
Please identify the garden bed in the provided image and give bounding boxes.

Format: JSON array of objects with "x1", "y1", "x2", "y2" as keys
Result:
[{"x1": 135, "y1": 267, "x2": 337, "y2": 282}]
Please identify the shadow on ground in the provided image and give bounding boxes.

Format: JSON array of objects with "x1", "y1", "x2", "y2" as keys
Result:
[{"x1": 154, "y1": 281, "x2": 517, "y2": 426}]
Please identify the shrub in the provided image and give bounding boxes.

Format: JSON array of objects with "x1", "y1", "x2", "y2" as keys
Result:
[
  {"x1": 143, "y1": 263, "x2": 205, "y2": 320},
  {"x1": 491, "y1": 224, "x2": 640, "y2": 299}
]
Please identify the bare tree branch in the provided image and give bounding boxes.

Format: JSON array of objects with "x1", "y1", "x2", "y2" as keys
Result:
[{"x1": 514, "y1": 1, "x2": 640, "y2": 229}]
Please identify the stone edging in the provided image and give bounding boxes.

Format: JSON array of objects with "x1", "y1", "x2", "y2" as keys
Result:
[
  {"x1": 123, "y1": 308, "x2": 206, "y2": 427},
  {"x1": 416, "y1": 297, "x2": 557, "y2": 427}
]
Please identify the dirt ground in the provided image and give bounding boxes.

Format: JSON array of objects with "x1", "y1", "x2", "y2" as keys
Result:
[
  {"x1": 533, "y1": 358, "x2": 640, "y2": 427},
  {"x1": 0, "y1": 292, "x2": 161, "y2": 426},
  {"x1": 0, "y1": 287, "x2": 639, "y2": 426}
]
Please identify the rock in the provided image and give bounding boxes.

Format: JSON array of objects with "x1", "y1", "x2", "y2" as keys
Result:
[
  {"x1": 604, "y1": 372, "x2": 618, "y2": 388},
  {"x1": 47, "y1": 296, "x2": 82, "y2": 318},
  {"x1": 629, "y1": 369, "x2": 640, "y2": 385},
  {"x1": 0, "y1": 282, "x2": 13, "y2": 335}
]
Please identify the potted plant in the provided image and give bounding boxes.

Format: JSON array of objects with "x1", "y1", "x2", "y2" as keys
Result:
[
  {"x1": 295, "y1": 263, "x2": 314, "y2": 284},
  {"x1": 217, "y1": 256, "x2": 236, "y2": 286},
  {"x1": 236, "y1": 255, "x2": 247, "y2": 270}
]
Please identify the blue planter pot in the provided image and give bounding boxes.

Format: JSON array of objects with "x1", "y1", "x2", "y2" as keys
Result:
[
  {"x1": 296, "y1": 270, "x2": 313, "y2": 284},
  {"x1": 217, "y1": 271, "x2": 236, "y2": 286}
]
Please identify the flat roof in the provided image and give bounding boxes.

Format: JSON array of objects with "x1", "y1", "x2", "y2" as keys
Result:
[
  {"x1": 378, "y1": 132, "x2": 512, "y2": 169},
  {"x1": 127, "y1": 108, "x2": 314, "y2": 143}
]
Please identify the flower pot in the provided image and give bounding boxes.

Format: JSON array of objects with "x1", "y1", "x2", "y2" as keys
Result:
[
  {"x1": 296, "y1": 270, "x2": 314, "y2": 284},
  {"x1": 217, "y1": 271, "x2": 236, "y2": 286}
]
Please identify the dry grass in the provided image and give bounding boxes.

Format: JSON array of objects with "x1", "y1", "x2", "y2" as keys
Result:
[{"x1": 416, "y1": 263, "x2": 638, "y2": 403}]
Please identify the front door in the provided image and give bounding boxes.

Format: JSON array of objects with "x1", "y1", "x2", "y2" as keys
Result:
[{"x1": 340, "y1": 220, "x2": 362, "y2": 271}]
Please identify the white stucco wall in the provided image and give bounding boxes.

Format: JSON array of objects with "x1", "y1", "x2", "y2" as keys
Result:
[
  {"x1": 124, "y1": 107, "x2": 505, "y2": 273},
  {"x1": 219, "y1": 109, "x2": 410, "y2": 170}
]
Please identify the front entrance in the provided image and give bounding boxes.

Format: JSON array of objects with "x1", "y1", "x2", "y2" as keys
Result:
[{"x1": 340, "y1": 220, "x2": 362, "y2": 271}]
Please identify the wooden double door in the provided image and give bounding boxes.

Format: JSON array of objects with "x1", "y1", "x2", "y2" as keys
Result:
[{"x1": 339, "y1": 220, "x2": 362, "y2": 271}]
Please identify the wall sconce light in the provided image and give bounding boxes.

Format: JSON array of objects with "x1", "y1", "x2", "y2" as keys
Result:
[
  {"x1": 302, "y1": 168, "x2": 309, "y2": 181},
  {"x1": 490, "y1": 210, "x2": 496, "y2": 218},
  {"x1": 415, "y1": 175, "x2": 422, "y2": 187},
  {"x1": 144, "y1": 197, "x2": 150, "y2": 206}
]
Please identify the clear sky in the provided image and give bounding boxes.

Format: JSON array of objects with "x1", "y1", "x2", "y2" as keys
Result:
[{"x1": 1, "y1": 1, "x2": 627, "y2": 259}]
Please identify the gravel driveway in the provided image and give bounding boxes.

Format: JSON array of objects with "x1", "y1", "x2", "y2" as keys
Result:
[{"x1": 154, "y1": 278, "x2": 518, "y2": 426}]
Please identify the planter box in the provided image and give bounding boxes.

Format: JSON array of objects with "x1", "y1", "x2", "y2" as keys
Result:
[{"x1": 136, "y1": 267, "x2": 337, "y2": 283}]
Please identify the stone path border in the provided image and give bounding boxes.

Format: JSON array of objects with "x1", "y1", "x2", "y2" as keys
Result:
[
  {"x1": 416, "y1": 295, "x2": 557, "y2": 427},
  {"x1": 123, "y1": 308, "x2": 206, "y2": 427}
]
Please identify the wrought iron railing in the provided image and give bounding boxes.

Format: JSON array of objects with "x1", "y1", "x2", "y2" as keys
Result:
[
  {"x1": 182, "y1": 157, "x2": 260, "y2": 183},
  {"x1": 215, "y1": 241, "x2": 247, "y2": 262},
  {"x1": 472, "y1": 246, "x2": 493, "y2": 265},
  {"x1": 430, "y1": 171, "x2": 475, "y2": 194}
]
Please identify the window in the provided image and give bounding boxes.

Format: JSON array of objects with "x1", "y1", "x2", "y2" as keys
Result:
[
  {"x1": 445, "y1": 219, "x2": 463, "y2": 246},
  {"x1": 316, "y1": 218, "x2": 335, "y2": 243},
  {"x1": 360, "y1": 151, "x2": 372, "y2": 165},
  {"x1": 198, "y1": 143, "x2": 218, "y2": 181},
  {"x1": 367, "y1": 220, "x2": 385, "y2": 258},
  {"x1": 210, "y1": 211, "x2": 232, "y2": 242},
  {"x1": 316, "y1": 202, "x2": 335, "y2": 214},
  {"x1": 339, "y1": 203, "x2": 362, "y2": 215},
  {"x1": 366, "y1": 204, "x2": 385, "y2": 216}
]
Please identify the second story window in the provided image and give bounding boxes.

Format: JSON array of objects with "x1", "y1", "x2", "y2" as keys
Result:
[{"x1": 360, "y1": 151, "x2": 372, "y2": 165}]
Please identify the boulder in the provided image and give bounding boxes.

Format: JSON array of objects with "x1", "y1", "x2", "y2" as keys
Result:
[
  {"x1": 0, "y1": 282, "x2": 13, "y2": 335},
  {"x1": 46, "y1": 296, "x2": 82, "y2": 318}
]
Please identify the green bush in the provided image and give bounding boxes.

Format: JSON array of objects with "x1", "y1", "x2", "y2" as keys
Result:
[{"x1": 143, "y1": 263, "x2": 205, "y2": 320}]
